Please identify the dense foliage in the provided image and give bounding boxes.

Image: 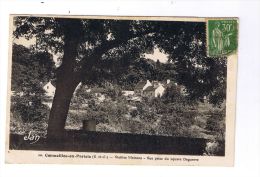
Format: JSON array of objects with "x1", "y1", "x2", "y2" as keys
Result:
[{"x1": 11, "y1": 44, "x2": 55, "y2": 122}]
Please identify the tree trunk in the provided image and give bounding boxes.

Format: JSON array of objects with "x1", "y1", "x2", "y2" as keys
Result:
[
  {"x1": 47, "y1": 19, "x2": 83, "y2": 140},
  {"x1": 47, "y1": 76, "x2": 80, "y2": 140}
]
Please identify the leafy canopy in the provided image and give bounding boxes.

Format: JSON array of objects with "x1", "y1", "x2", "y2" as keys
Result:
[{"x1": 13, "y1": 16, "x2": 226, "y2": 104}]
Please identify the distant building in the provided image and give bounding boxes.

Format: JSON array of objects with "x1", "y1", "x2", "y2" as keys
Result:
[
  {"x1": 143, "y1": 82, "x2": 166, "y2": 98},
  {"x1": 42, "y1": 81, "x2": 56, "y2": 108},
  {"x1": 134, "y1": 80, "x2": 152, "y2": 95},
  {"x1": 122, "y1": 90, "x2": 135, "y2": 97},
  {"x1": 43, "y1": 81, "x2": 56, "y2": 98},
  {"x1": 143, "y1": 86, "x2": 156, "y2": 97},
  {"x1": 135, "y1": 79, "x2": 166, "y2": 98},
  {"x1": 154, "y1": 84, "x2": 166, "y2": 97}
]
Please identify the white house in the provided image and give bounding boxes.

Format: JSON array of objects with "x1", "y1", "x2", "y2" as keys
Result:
[
  {"x1": 43, "y1": 81, "x2": 56, "y2": 98},
  {"x1": 143, "y1": 86, "x2": 156, "y2": 97},
  {"x1": 134, "y1": 80, "x2": 152, "y2": 95},
  {"x1": 143, "y1": 80, "x2": 153, "y2": 90},
  {"x1": 154, "y1": 84, "x2": 166, "y2": 97},
  {"x1": 143, "y1": 82, "x2": 166, "y2": 98}
]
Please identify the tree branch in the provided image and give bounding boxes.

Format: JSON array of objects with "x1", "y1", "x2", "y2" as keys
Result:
[{"x1": 79, "y1": 30, "x2": 152, "y2": 79}]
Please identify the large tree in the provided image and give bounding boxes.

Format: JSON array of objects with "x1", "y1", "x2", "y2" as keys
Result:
[{"x1": 13, "y1": 16, "x2": 226, "y2": 140}]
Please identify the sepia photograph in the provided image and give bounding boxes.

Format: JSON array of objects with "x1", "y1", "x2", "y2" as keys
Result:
[{"x1": 6, "y1": 15, "x2": 238, "y2": 165}]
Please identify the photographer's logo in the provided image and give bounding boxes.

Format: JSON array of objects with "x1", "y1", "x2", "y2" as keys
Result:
[{"x1": 23, "y1": 131, "x2": 40, "y2": 144}]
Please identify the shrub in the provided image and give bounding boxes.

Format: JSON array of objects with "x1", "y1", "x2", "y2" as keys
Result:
[
  {"x1": 130, "y1": 109, "x2": 138, "y2": 117},
  {"x1": 10, "y1": 112, "x2": 48, "y2": 137},
  {"x1": 11, "y1": 95, "x2": 49, "y2": 123},
  {"x1": 205, "y1": 108, "x2": 225, "y2": 141}
]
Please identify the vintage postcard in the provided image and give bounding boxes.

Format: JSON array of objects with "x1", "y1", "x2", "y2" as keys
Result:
[{"x1": 6, "y1": 15, "x2": 238, "y2": 166}]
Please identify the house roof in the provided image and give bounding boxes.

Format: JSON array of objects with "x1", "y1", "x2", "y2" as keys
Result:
[
  {"x1": 42, "y1": 80, "x2": 56, "y2": 88},
  {"x1": 135, "y1": 81, "x2": 147, "y2": 89},
  {"x1": 164, "y1": 81, "x2": 177, "y2": 88},
  {"x1": 160, "y1": 80, "x2": 167, "y2": 85},
  {"x1": 143, "y1": 86, "x2": 156, "y2": 92}
]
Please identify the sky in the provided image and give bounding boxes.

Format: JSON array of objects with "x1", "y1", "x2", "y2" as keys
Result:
[
  {"x1": 13, "y1": 37, "x2": 60, "y2": 66},
  {"x1": 14, "y1": 37, "x2": 169, "y2": 64},
  {"x1": 13, "y1": 37, "x2": 35, "y2": 47},
  {"x1": 144, "y1": 48, "x2": 169, "y2": 63}
]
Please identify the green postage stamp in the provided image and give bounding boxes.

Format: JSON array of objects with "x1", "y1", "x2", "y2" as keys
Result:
[{"x1": 207, "y1": 19, "x2": 238, "y2": 57}]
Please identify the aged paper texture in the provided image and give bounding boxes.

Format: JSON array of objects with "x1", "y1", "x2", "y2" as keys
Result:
[{"x1": 6, "y1": 15, "x2": 238, "y2": 166}]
